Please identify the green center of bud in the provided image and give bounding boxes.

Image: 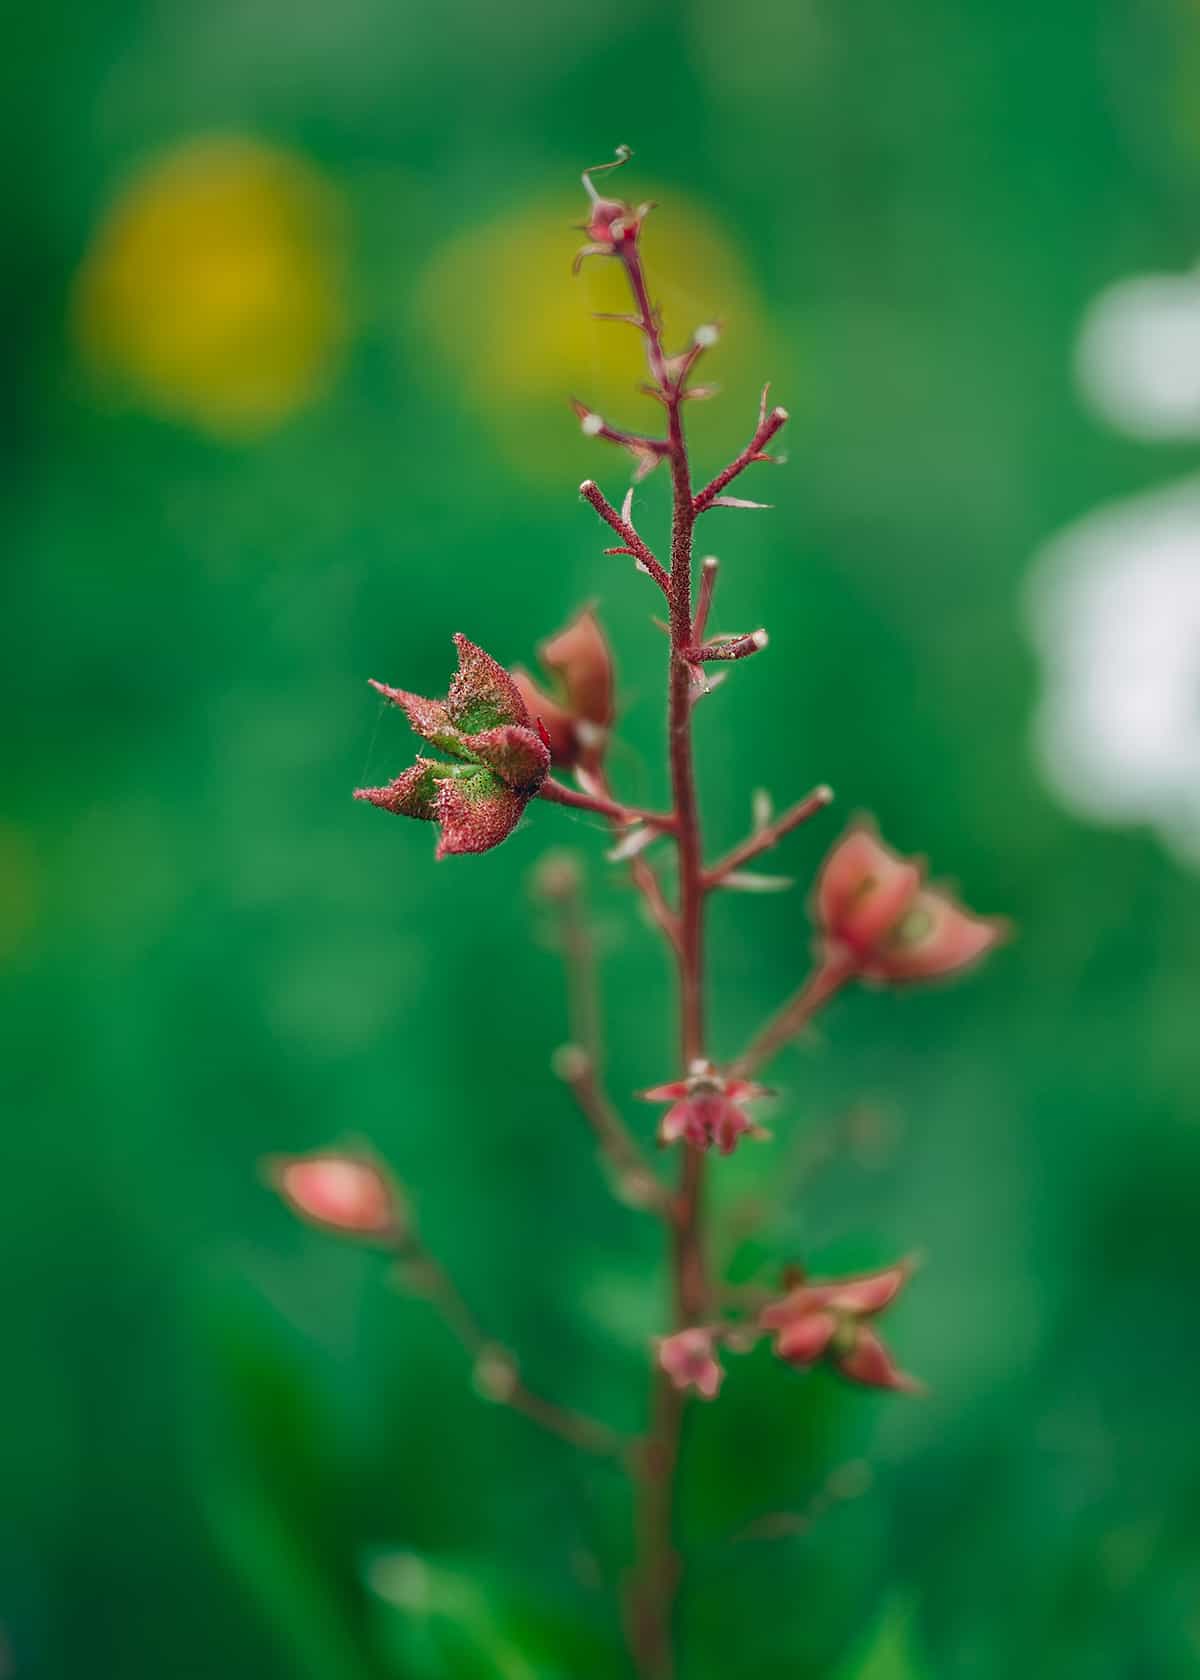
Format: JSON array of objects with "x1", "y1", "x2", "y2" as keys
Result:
[{"x1": 892, "y1": 904, "x2": 934, "y2": 947}]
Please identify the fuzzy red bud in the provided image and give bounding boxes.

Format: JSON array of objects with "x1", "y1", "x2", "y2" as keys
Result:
[
  {"x1": 267, "y1": 1151, "x2": 403, "y2": 1239},
  {"x1": 816, "y1": 823, "x2": 1004, "y2": 984}
]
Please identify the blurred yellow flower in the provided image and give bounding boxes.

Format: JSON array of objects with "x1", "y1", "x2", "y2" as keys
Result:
[
  {"x1": 413, "y1": 192, "x2": 769, "y2": 479},
  {"x1": 74, "y1": 136, "x2": 346, "y2": 435}
]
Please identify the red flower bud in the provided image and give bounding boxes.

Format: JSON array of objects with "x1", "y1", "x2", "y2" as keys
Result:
[
  {"x1": 574, "y1": 150, "x2": 652, "y2": 271},
  {"x1": 266, "y1": 1150, "x2": 403, "y2": 1238},
  {"x1": 816, "y1": 827, "x2": 923, "y2": 956},
  {"x1": 760, "y1": 1260, "x2": 921, "y2": 1394},
  {"x1": 585, "y1": 196, "x2": 635, "y2": 247},
  {"x1": 816, "y1": 823, "x2": 1004, "y2": 984},
  {"x1": 656, "y1": 1327, "x2": 724, "y2": 1399},
  {"x1": 773, "y1": 1309, "x2": 838, "y2": 1366},
  {"x1": 574, "y1": 198, "x2": 648, "y2": 271},
  {"x1": 355, "y1": 634, "x2": 549, "y2": 858},
  {"x1": 514, "y1": 607, "x2": 615, "y2": 773},
  {"x1": 512, "y1": 671, "x2": 575, "y2": 764},
  {"x1": 542, "y1": 608, "x2": 614, "y2": 733}
]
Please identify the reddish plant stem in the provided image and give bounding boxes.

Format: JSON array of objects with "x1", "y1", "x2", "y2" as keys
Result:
[
  {"x1": 558, "y1": 1050, "x2": 674, "y2": 1216},
  {"x1": 582, "y1": 208, "x2": 799, "y2": 1677},
  {"x1": 692, "y1": 400, "x2": 788, "y2": 514},
  {"x1": 579, "y1": 480, "x2": 670, "y2": 593},
  {"x1": 617, "y1": 232, "x2": 709, "y2": 1680},
  {"x1": 539, "y1": 776, "x2": 675, "y2": 831},
  {"x1": 592, "y1": 769, "x2": 683, "y2": 954},
  {"x1": 628, "y1": 853, "x2": 682, "y2": 954},
  {"x1": 704, "y1": 785, "x2": 834, "y2": 889},
  {"x1": 551, "y1": 879, "x2": 674, "y2": 1217},
  {"x1": 729, "y1": 955, "x2": 855, "y2": 1082},
  {"x1": 395, "y1": 1246, "x2": 630, "y2": 1461},
  {"x1": 571, "y1": 398, "x2": 670, "y2": 463}
]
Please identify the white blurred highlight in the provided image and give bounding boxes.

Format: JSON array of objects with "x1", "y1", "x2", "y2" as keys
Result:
[
  {"x1": 1025, "y1": 480, "x2": 1200, "y2": 863},
  {"x1": 1077, "y1": 268, "x2": 1200, "y2": 438}
]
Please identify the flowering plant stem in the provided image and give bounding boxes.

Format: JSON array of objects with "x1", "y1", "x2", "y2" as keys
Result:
[
  {"x1": 294, "y1": 149, "x2": 1004, "y2": 1680},
  {"x1": 611, "y1": 225, "x2": 743, "y2": 1679}
]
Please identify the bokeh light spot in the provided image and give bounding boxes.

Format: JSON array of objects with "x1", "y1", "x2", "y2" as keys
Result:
[{"x1": 73, "y1": 136, "x2": 347, "y2": 435}]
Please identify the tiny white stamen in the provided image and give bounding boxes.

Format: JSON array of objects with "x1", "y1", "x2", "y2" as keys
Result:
[
  {"x1": 751, "y1": 628, "x2": 769, "y2": 650},
  {"x1": 694, "y1": 323, "x2": 720, "y2": 348},
  {"x1": 581, "y1": 412, "x2": 604, "y2": 437}
]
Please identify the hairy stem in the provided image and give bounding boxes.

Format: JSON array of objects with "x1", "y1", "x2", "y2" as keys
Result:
[
  {"x1": 620, "y1": 234, "x2": 709, "y2": 1680},
  {"x1": 730, "y1": 956, "x2": 854, "y2": 1081},
  {"x1": 539, "y1": 776, "x2": 676, "y2": 830},
  {"x1": 396, "y1": 1246, "x2": 630, "y2": 1461},
  {"x1": 704, "y1": 785, "x2": 834, "y2": 889},
  {"x1": 551, "y1": 876, "x2": 674, "y2": 1216}
]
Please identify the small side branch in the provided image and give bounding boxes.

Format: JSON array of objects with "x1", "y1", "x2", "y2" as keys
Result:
[
  {"x1": 705, "y1": 785, "x2": 833, "y2": 889},
  {"x1": 725, "y1": 1460, "x2": 875, "y2": 1548},
  {"x1": 573, "y1": 400, "x2": 671, "y2": 479},
  {"x1": 729, "y1": 957, "x2": 853, "y2": 1080},
  {"x1": 580, "y1": 480, "x2": 670, "y2": 593},
  {"x1": 628, "y1": 854, "x2": 682, "y2": 955},
  {"x1": 546, "y1": 864, "x2": 674, "y2": 1218},
  {"x1": 554, "y1": 1047, "x2": 675, "y2": 1217},
  {"x1": 684, "y1": 629, "x2": 769, "y2": 664},
  {"x1": 539, "y1": 776, "x2": 676, "y2": 831},
  {"x1": 693, "y1": 397, "x2": 789, "y2": 515},
  {"x1": 396, "y1": 1246, "x2": 630, "y2": 1461}
]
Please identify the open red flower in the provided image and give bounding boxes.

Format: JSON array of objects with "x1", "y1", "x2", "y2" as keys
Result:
[
  {"x1": 656, "y1": 1327, "x2": 724, "y2": 1400},
  {"x1": 640, "y1": 1060, "x2": 772, "y2": 1155},
  {"x1": 512, "y1": 607, "x2": 614, "y2": 773},
  {"x1": 816, "y1": 824, "x2": 1004, "y2": 984},
  {"x1": 759, "y1": 1260, "x2": 921, "y2": 1393},
  {"x1": 355, "y1": 634, "x2": 549, "y2": 858}
]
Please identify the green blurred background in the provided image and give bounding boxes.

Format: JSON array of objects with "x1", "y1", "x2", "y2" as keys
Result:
[{"x1": 5, "y1": 1, "x2": 1200, "y2": 1675}]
